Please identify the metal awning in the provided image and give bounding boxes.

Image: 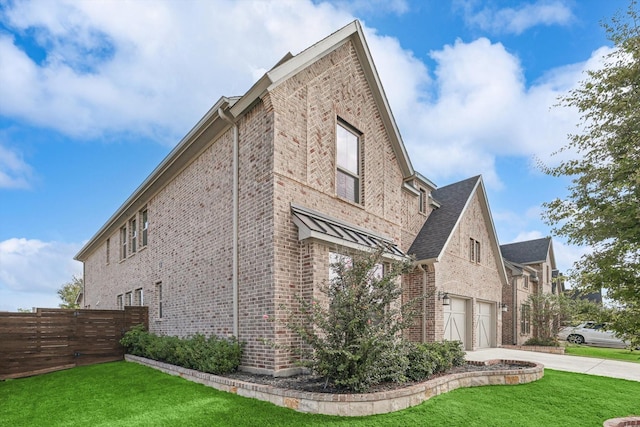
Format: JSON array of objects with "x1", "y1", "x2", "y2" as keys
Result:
[{"x1": 290, "y1": 204, "x2": 406, "y2": 259}]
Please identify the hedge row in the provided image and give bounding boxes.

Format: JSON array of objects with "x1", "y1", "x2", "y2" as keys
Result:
[{"x1": 120, "y1": 325, "x2": 243, "y2": 375}]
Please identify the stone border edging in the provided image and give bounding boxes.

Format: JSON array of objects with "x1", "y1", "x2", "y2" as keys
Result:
[
  {"x1": 125, "y1": 354, "x2": 544, "y2": 416},
  {"x1": 502, "y1": 344, "x2": 565, "y2": 354},
  {"x1": 604, "y1": 416, "x2": 640, "y2": 427}
]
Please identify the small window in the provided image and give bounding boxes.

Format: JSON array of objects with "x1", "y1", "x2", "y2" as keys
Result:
[
  {"x1": 106, "y1": 238, "x2": 110, "y2": 264},
  {"x1": 156, "y1": 282, "x2": 163, "y2": 319},
  {"x1": 336, "y1": 122, "x2": 361, "y2": 204},
  {"x1": 134, "y1": 288, "x2": 144, "y2": 306},
  {"x1": 520, "y1": 304, "x2": 531, "y2": 334},
  {"x1": 141, "y1": 209, "x2": 148, "y2": 247},
  {"x1": 469, "y1": 238, "x2": 481, "y2": 264},
  {"x1": 130, "y1": 218, "x2": 137, "y2": 254},
  {"x1": 523, "y1": 276, "x2": 529, "y2": 289},
  {"x1": 116, "y1": 294, "x2": 123, "y2": 310},
  {"x1": 125, "y1": 292, "x2": 132, "y2": 306},
  {"x1": 419, "y1": 188, "x2": 427, "y2": 214},
  {"x1": 120, "y1": 226, "x2": 127, "y2": 260}
]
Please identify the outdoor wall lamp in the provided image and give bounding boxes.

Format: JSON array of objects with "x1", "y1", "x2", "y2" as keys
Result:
[
  {"x1": 501, "y1": 303, "x2": 508, "y2": 312},
  {"x1": 438, "y1": 291, "x2": 451, "y2": 306}
]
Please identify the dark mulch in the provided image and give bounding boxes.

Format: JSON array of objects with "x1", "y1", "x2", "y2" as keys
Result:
[{"x1": 222, "y1": 362, "x2": 531, "y2": 394}]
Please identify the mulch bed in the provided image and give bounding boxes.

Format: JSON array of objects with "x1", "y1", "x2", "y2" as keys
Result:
[{"x1": 222, "y1": 362, "x2": 530, "y2": 394}]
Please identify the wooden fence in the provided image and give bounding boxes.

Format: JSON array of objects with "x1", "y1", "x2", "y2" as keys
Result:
[{"x1": 0, "y1": 306, "x2": 148, "y2": 380}]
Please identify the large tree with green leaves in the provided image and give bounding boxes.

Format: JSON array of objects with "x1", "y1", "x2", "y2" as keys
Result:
[
  {"x1": 57, "y1": 276, "x2": 83, "y2": 309},
  {"x1": 543, "y1": 1, "x2": 640, "y2": 347}
]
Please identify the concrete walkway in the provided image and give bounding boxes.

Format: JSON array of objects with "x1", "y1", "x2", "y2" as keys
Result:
[{"x1": 466, "y1": 348, "x2": 640, "y2": 382}]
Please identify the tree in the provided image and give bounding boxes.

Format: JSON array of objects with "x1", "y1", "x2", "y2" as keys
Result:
[
  {"x1": 277, "y1": 248, "x2": 420, "y2": 392},
  {"x1": 542, "y1": 1, "x2": 640, "y2": 347},
  {"x1": 57, "y1": 276, "x2": 83, "y2": 309},
  {"x1": 525, "y1": 292, "x2": 572, "y2": 346}
]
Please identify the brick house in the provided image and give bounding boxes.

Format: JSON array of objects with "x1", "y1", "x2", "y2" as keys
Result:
[
  {"x1": 500, "y1": 237, "x2": 559, "y2": 345},
  {"x1": 75, "y1": 21, "x2": 507, "y2": 376}
]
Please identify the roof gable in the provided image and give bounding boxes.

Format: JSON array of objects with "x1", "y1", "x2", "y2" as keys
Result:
[
  {"x1": 408, "y1": 175, "x2": 508, "y2": 285},
  {"x1": 408, "y1": 176, "x2": 480, "y2": 261},
  {"x1": 500, "y1": 237, "x2": 553, "y2": 265}
]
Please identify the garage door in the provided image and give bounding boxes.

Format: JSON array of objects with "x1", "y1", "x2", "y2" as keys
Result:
[
  {"x1": 477, "y1": 302, "x2": 494, "y2": 348},
  {"x1": 444, "y1": 297, "x2": 467, "y2": 349}
]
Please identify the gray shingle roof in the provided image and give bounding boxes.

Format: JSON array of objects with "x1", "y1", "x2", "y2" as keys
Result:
[
  {"x1": 500, "y1": 237, "x2": 551, "y2": 264},
  {"x1": 408, "y1": 176, "x2": 480, "y2": 261}
]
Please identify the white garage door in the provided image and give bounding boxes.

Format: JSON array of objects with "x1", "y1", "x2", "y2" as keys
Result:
[
  {"x1": 477, "y1": 302, "x2": 494, "y2": 348},
  {"x1": 444, "y1": 297, "x2": 467, "y2": 349}
]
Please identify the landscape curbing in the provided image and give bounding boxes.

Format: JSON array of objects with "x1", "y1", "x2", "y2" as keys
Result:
[{"x1": 125, "y1": 354, "x2": 544, "y2": 416}]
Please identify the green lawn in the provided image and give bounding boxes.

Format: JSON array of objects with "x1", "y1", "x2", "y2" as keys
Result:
[
  {"x1": 564, "y1": 344, "x2": 640, "y2": 363},
  {"x1": 1, "y1": 361, "x2": 639, "y2": 426}
]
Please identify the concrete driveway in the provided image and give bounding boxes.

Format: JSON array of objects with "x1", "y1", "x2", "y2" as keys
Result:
[{"x1": 466, "y1": 348, "x2": 640, "y2": 382}]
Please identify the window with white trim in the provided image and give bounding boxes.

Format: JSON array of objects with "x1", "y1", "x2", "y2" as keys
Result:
[
  {"x1": 419, "y1": 188, "x2": 427, "y2": 214},
  {"x1": 120, "y1": 226, "x2": 127, "y2": 260},
  {"x1": 125, "y1": 291, "x2": 132, "y2": 306},
  {"x1": 156, "y1": 282, "x2": 163, "y2": 319},
  {"x1": 141, "y1": 209, "x2": 148, "y2": 247},
  {"x1": 130, "y1": 217, "x2": 137, "y2": 254},
  {"x1": 336, "y1": 122, "x2": 361, "y2": 204},
  {"x1": 134, "y1": 288, "x2": 144, "y2": 306},
  {"x1": 520, "y1": 304, "x2": 531, "y2": 334},
  {"x1": 117, "y1": 294, "x2": 123, "y2": 310},
  {"x1": 469, "y1": 238, "x2": 481, "y2": 264}
]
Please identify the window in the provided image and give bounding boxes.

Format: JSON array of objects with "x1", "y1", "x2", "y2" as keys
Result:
[
  {"x1": 117, "y1": 294, "x2": 123, "y2": 310},
  {"x1": 336, "y1": 122, "x2": 360, "y2": 203},
  {"x1": 469, "y1": 238, "x2": 481, "y2": 263},
  {"x1": 419, "y1": 188, "x2": 427, "y2": 214},
  {"x1": 120, "y1": 226, "x2": 127, "y2": 260},
  {"x1": 141, "y1": 209, "x2": 148, "y2": 247},
  {"x1": 134, "y1": 288, "x2": 143, "y2": 306},
  {"x1": 125, "y1": 291, "x2": 132, "y2": 306},
  {"x1": 520, "y1": 304, "x2": 531, "y2": 334},
  {"x1": 106, "y1": 238, "x2": 110, "y2": 264},
  {"x1": 156, "y1": 282, "x2": 163, "y2": 319},
  {"x1": 130, "y1": 218, "x2": 137, "y2": 254},
  {"x1": 523, "y1": 275, "x2": 529, "y2": 289}
]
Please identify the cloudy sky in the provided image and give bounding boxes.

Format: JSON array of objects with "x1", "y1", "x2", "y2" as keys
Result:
[{"x1": 0, "y1": 0, "x2": 627, "y2": 311}]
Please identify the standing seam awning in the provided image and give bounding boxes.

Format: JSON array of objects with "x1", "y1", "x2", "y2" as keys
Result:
[{"x1": 290, "y1": 204, "x2": 406, "y2": 259}]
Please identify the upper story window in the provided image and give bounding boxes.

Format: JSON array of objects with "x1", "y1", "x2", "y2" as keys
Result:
[
  {"x1": 130, "y1": 218, "x2": 137, "y2": 254},
  {"x1": 141, "y1": 209, "x2": 148, "y2": 247},
  {"x1": 336, "y1": 122, "x2": 361, "y2": 204},
  {"x1": 125, "y1": 291, "x2": 132, "y2": 306},
  {"x1": 469, "y1": 238, "x2": 481, "y2": 264},
  {"x1": 106, "y1": 238, "x2": 110, "y2": 264},
  {"x1": 120, "y1": 226, "x2": 127, "y2": 260},
  {"x1": 116, "y1": 294, "x2": 123, "y2": 310},
  {"x1": 419, "y1": 188, "x2": 427, "y2": 214},
  {"x1": 523, "y1": 275, "x2": 529, "y2": 289},
  {"x1": 134, "y1": 288, "x2": 144, "y2": 306}
]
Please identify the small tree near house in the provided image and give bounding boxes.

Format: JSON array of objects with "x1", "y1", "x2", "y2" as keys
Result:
[
  {"x1": 525, "y1": 292, "x2": 572, "y2": 346},
  {"x1": 275, "y1": 248, "x2": 421, "y2": 392}
]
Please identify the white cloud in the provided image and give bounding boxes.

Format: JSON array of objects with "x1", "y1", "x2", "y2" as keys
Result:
[
  {"x1": 0, "y1": 143, "x2": 32, "y2": 189},
  {"x1": 459, "y1": 0, "x2": 575, "y2": 35},
  {"x1": 0, "y1": 238, "x2": 83, "y2": 311}
]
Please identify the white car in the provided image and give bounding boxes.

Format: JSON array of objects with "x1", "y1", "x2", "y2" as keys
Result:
[{"x1": 558, "y1": 321, "x2": 627, "y2": 348}]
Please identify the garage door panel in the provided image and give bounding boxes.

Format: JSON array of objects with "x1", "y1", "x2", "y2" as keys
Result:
[
  {"x1": 477, "y1": 302, "x2": 494, "y2": 348},
  {"x1": 444, "y1": 297, "x2": 467, "y2": 348}
]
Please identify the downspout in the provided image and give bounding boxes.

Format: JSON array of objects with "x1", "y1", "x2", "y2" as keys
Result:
[
  {"x1": 417, "y1": 263, "x2": 428, "y2": 343},
  {"x1": 218, "y1": 106, "x2": 239, "y2": 338},
  {"x1": 512, "y1": 277, "x2": 518, "y2": 345}
]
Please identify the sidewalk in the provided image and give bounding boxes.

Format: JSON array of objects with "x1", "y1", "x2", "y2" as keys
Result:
[{"x1": 466, "y1": 347, "x2": 640, "y2": 382}]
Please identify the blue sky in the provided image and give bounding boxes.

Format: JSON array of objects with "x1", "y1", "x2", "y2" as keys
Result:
[{"x1": 0, "y1": 0, "x2": 627, "y2": 311}]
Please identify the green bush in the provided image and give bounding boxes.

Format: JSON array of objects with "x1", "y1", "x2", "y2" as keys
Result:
[
  {"x1": 406, "y1": 341, "x2": 465, "y2": 381},
  {"x1": 120, "y1": 327, "x2": 243, "y2": 375},
  {"x1": 524, "y1": 336, "x2": 559, "y2": 347}
]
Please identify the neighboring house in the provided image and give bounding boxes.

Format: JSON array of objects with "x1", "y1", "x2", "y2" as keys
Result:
[
  {"x1": 500, "y1": 237, "x2": 559, "y2": 345},
  {"x1": 75, "y1": 21, "x2": 507, "y2": 376}
]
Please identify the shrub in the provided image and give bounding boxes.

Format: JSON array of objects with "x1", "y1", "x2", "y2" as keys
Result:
[
  {"x1": 524, "y1": 336, "x2": 559, "y2": 347},
  {"x1": 406, "y1": 341, "x2": 465, "y2": 381},
  {"x1": 120, "y1": 327, "x2": 243, "y2": 375}
]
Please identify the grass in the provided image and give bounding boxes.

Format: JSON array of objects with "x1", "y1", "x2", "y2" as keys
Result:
[
  {"x1": 564, "y1": 344, "x2": 640, "y2": 363},
  {"x1": 1, "y1": 361, "x2": 640, "y2": 426}
]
